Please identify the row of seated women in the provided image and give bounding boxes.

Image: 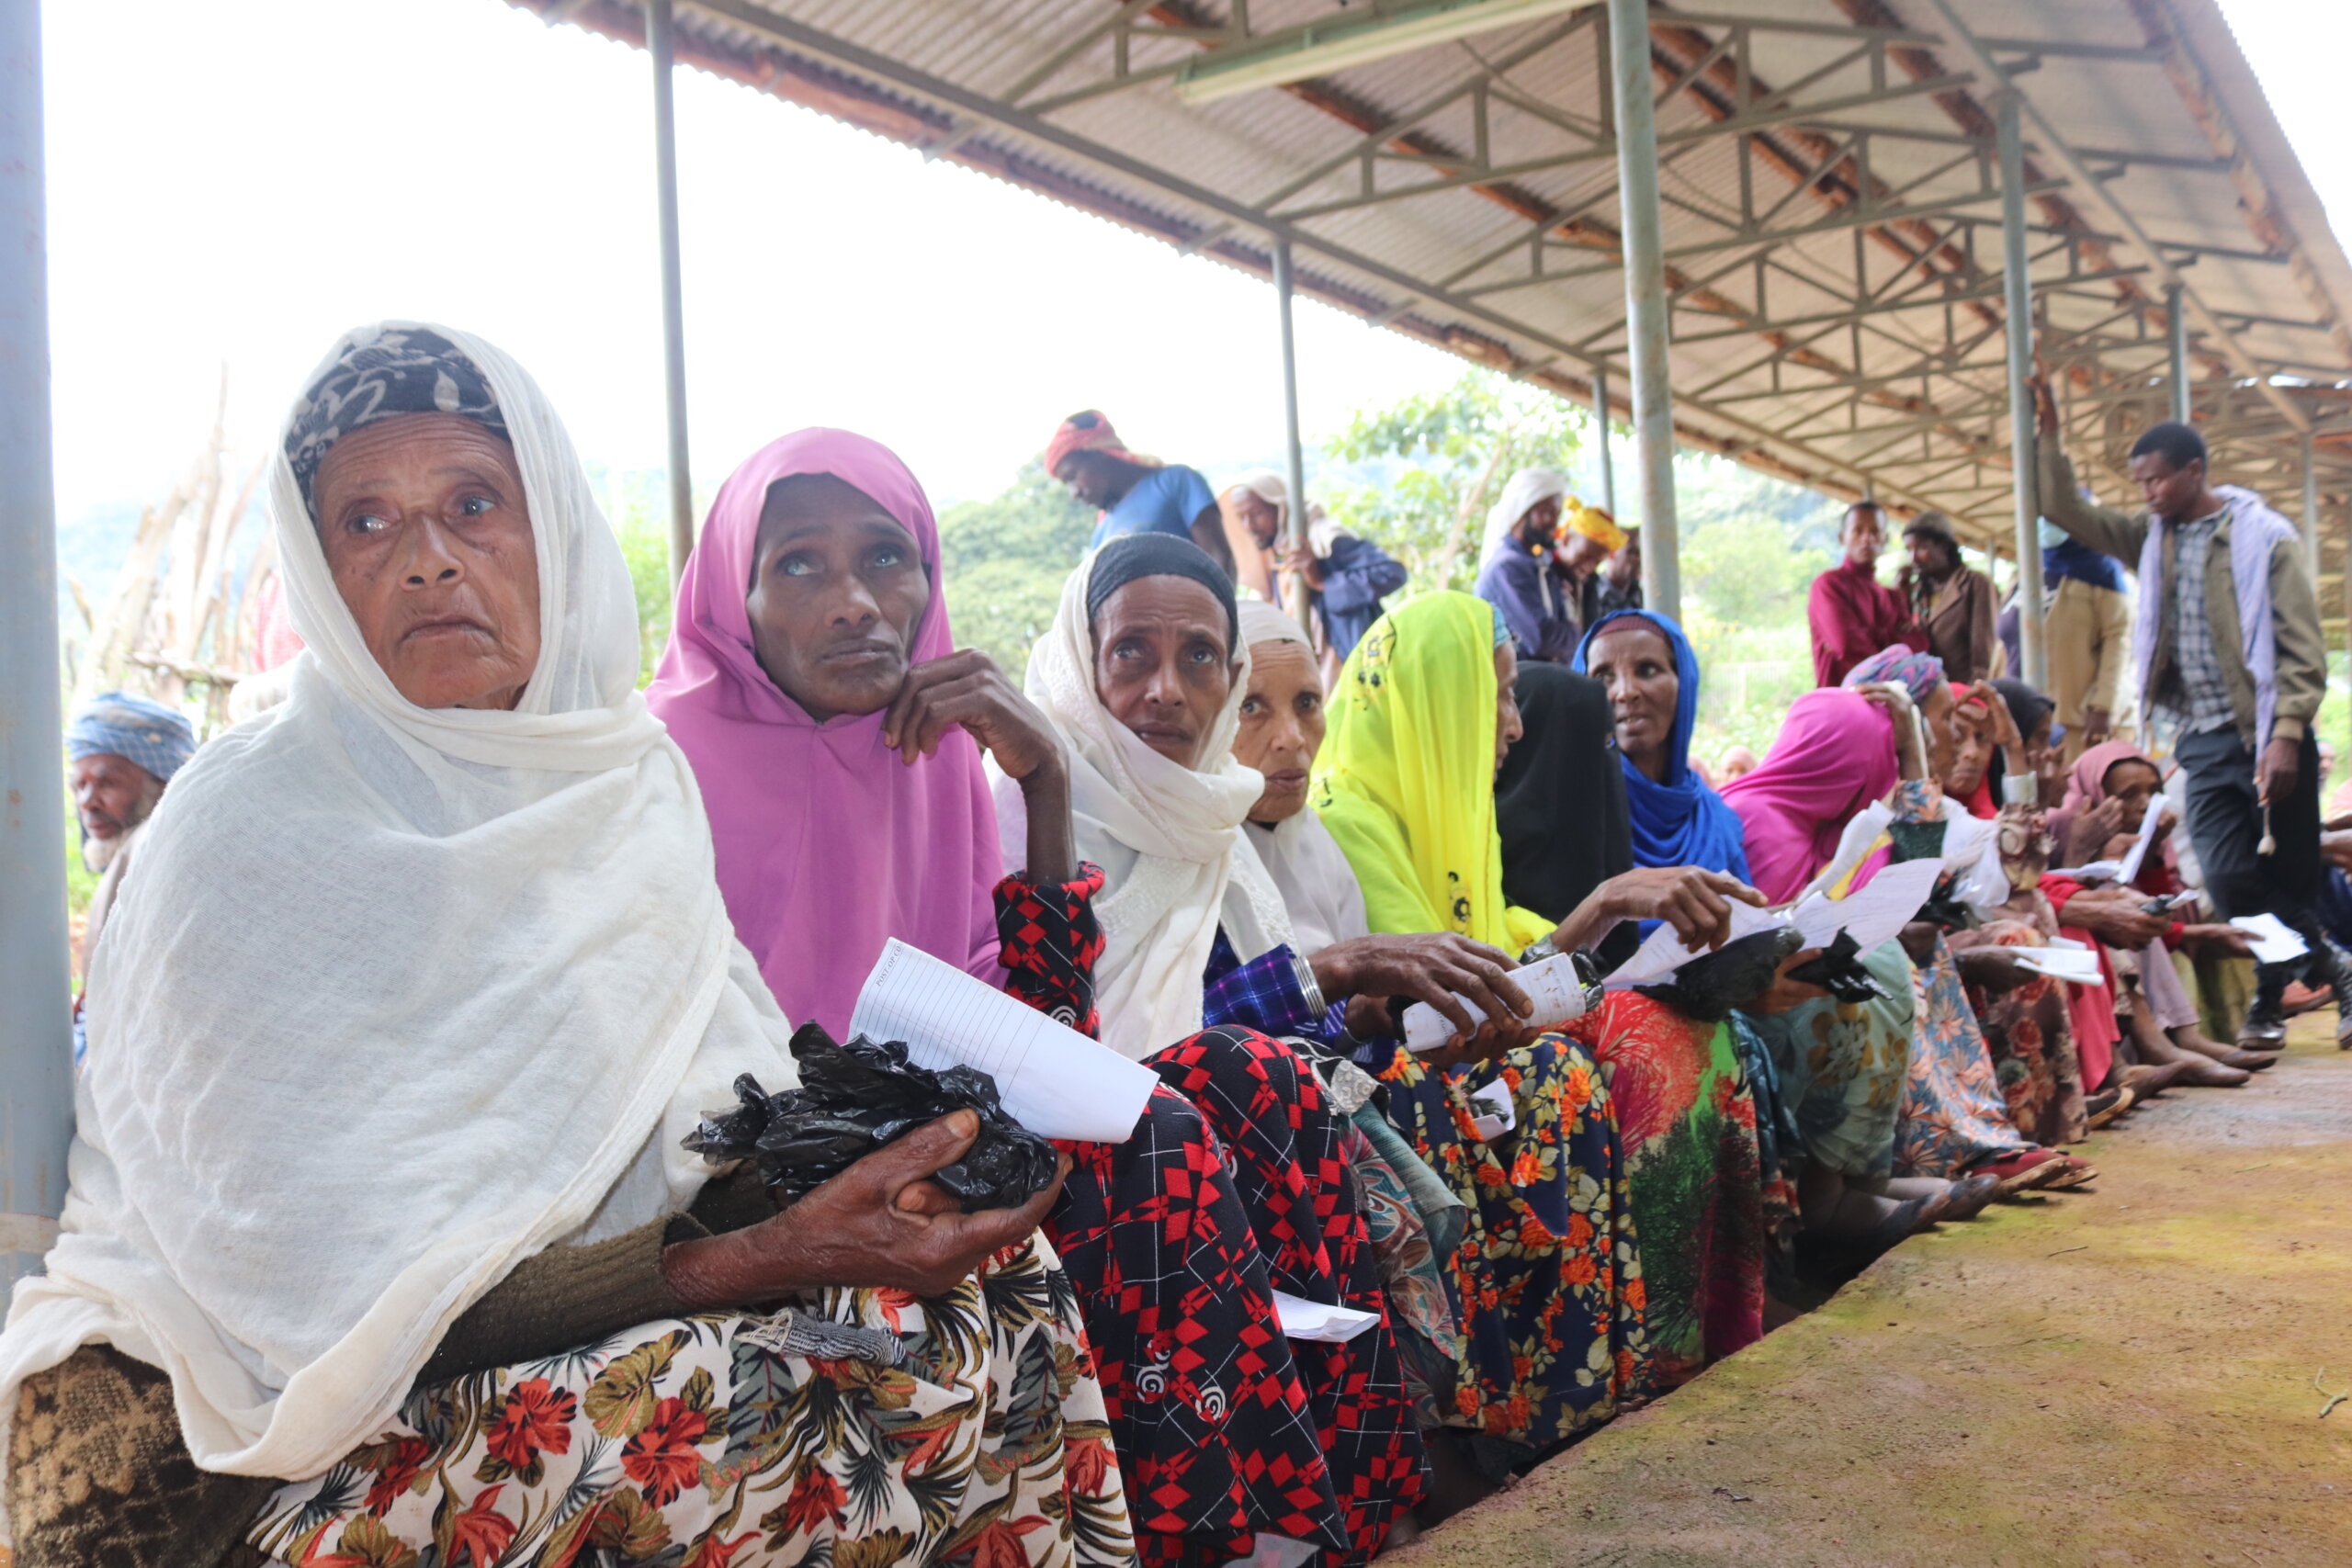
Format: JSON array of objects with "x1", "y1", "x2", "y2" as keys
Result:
[{"x1": 0, "y1": 321, "x2": 2265, "y2": 1568}]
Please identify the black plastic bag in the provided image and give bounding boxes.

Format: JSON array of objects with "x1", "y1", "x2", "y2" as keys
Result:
[
  {"x1": 683, "y1": 1022, "x2": 1060, "y2": 1213},
  {"x1": 1635, "y1": 926, "x2": 1805, "y2": 1022},
  {"x1": 1782, "y1": 928, "x2": 1889, "y2": 1004}
]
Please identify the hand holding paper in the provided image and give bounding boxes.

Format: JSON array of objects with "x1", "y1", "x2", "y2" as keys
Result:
[{"x1": 1399, "y1": 950, "x2": 1596, "y2": 1054}]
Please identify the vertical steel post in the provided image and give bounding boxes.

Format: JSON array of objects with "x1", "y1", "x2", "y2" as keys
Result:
[
  {"x1": 1997, "y1": 88, "x2": 2047, "y2": 691},
  {"x1": 1607, "y1": 0, "x2": 1678, "y2": 620},
  {"x1": 0, "y1": 0, "x2": 67, "y2": 1288},
  {"x1": 649, "y1": 0, "x2": 695, "y2": 582},
  {"x1": 2166, "y1": 281, "x2": 2190, "y2": 426},
  {"x1": 1592, "y1": 366, "x2": 1616, "y2": 517},
  {"x1": 1271, "y1": 238, "x2": 1313, "y2": 633},
  {"x1": 2302, "y1": 432, "x2": 2321, "y2": 585}
]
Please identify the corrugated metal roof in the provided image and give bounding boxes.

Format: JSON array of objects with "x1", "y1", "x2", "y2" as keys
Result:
[{"x1": 506, "y1": 0, "x2": 2352, "y2": 592}]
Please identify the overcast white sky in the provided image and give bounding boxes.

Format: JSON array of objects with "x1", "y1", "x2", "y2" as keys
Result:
[{"x1": 37, "y1": 0, "x2": 2352, "y2": 521}]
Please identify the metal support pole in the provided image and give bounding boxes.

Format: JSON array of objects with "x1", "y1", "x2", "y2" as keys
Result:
[
  {"x1": 649, "y1": 0, "x2": 695, "y2": 582},
  {"x1": 1607, "y1": 0, "x2": 1678, "y2": 620},
  {"x1": 1271, "y1": 238, "x2": 1313, "y2": 634},
  {"x1": 1998, "y1": 88, "x2": 2048, "y2": 692},
  {"x1": 1592, "y1": 367, "x2": 1616, "y2": 517},
  {"x1": 2302, "y1": 433, "x2": 2321, "y2": 585},
  {"x1": 0, "y1": 0, "x2": 68, "y2": 1288},
  {"x1": 2166, "y1": 281, "x2": 2190, "y2": 426}
]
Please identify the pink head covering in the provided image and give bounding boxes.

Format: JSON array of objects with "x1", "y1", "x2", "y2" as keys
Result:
[
  {"x1": 2047, "y1": 739, "x2": 2163, "y2": 869},
  {"x1": 1719, "y1": 689, "x2": 1900, "y2": 902},
  {"x1": 647, "y1": 429, "x2": 1002, "y2": 1036}
]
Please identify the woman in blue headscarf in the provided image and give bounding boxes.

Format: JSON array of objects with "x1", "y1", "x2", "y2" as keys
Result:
[{"x1": 1572, "y1": 610, "x2": 1749, "y2": 881}]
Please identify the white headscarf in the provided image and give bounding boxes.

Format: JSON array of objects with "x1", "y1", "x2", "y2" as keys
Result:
[
  {"x1": 1479, "y1": 465, "x2": 1570, "y2": 561},
  {"x1": 0, "y1": 322, "x2": 790, "y2": 1488},
  {"x1": 1235, "y1": 602, "x2": 1371, "y2": 953},
  {"x1": 998, "y1": 551, "x2": 1293, "y2": 1061}
]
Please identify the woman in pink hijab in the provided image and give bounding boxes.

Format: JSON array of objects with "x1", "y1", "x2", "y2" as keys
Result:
[
  {"x1": 1720, "y1": 688, "x2": 1900, "y2": 903},
  {"x1": 648, "y1": 430, "x2": 1420, "y2": 1567}
]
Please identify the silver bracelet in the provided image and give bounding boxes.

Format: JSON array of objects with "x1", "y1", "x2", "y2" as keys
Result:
[{"x1": 1290, "y1": 949, "x2": 1329, "y2": 1022}]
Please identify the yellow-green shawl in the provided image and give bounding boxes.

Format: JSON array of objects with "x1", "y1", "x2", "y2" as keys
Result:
[{"x1": 1310, "y1": 591, "x2": 1552, "y2": 952}]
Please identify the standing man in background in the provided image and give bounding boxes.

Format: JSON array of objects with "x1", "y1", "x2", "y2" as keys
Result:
[
  {"x1": 2037, "y1": 512, "x2": 2134, "y2": 761},
  {"x1": 1046, "y1": 408, "x2": 1236, "y2": 579},
  {"x1": 68, "y1": 690, "x2": 198, "y2": 1066},
  {"x1": 1898, "y1": 511, "x2": 1997, "y2": 683},
  {"x1": 2033, "y1": 381, "x2": 2346, "y2": 1049},
  {"x1": 1583, "y1": 524, "x2": 1642, "y2": 625},
  {"x1": 1220, "y1": 468, "x2": 1408, "y2": 663},
  {"x1": 1808, "y1": 500, "x2": 1926, "y2": 685}
]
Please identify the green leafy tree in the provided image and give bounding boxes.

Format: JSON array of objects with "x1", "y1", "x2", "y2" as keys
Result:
[
  {"x1": 936, "y1": 458, "x2": 1096, "y2": 684},
  {"x1": 1319, "y1": 368, "x2": 1587, "y2": 593}
]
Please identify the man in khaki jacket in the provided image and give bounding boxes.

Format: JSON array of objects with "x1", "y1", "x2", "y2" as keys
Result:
[{"x1": 2032, "y1": 382, "x2": 2343, "y2": 1048}]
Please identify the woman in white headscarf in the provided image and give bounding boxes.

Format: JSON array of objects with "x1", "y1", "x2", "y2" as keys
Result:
[{"x1": 0, "y1": 324, "x2": 1129, "y2": 1568}]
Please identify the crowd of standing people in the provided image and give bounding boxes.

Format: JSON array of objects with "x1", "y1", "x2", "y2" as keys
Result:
[{"x1": 9, "y1": 326, "x2": 2344, "y2": 1568}]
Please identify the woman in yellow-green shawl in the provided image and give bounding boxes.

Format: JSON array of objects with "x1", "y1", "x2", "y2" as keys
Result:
[{"x1": 1311, "y1": 592, "x2": 1756, "y2": 1493}]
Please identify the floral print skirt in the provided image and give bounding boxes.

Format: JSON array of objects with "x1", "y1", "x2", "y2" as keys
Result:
[
  {"x1": 1952, "y1": 918, "x2": 2088, "y2": 1146},
  {"x1": 249, "y1": 1235, "x2": 1132, "y2": 1568},
  {"x1": 1370, "y1": 1033, "x2": 1650, "y2": 1453},
  {"x1": 1742, "y1": 940, "x2": 1914, "y2": 1180},
  {"x1": 1894, "y1": 936, "x2": 2035, "y2": 1176},
  {"x1": 1561, "y1": 994, "x2": 1765, "y2": 1388}
]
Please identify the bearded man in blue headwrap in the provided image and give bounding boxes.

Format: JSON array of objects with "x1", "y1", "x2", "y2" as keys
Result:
[{"x1": 67, "y1": 692, "x2": 197, "y2": 1060}]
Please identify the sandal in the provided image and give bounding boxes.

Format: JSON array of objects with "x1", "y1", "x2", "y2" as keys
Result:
[
  {"x1": 1930, "y1": 1173, "x2": 2005, "y2": 1223},
  {"x1": 2041, "y1": 1159, "x2": 2099, "y2": 1190},
  {"x1": 2086, "y1": 1084, "x2": 2136, "y2": 1130},
  {"x1": 1969, "y1": 1149, "x2": 2066, "y2": 1198}
]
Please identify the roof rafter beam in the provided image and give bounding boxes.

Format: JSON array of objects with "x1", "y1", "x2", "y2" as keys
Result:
[{"x1": 1918, "y1": 0, "x2": 2309, "y2": 434}]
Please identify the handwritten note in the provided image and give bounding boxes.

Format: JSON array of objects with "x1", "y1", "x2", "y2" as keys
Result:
[
  {"x1": 1270, "y1": 1291, "x2": 1383, "y2": 1343},
  {"x1": 849, "y1": 939, "x2": 1157, "y2": 1144}
]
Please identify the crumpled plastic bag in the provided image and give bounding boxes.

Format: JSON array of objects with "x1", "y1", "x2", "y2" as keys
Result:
[
  {"x1": 1636, "y1": 926, "x2": 1805, "y2": 1022},
  {"x1": 683, "y1": 1022, "x2": 1060, "y2": 1213},
  {"x1": 1782, "y1": 929, "x2": 1890, "y2": 1004}
]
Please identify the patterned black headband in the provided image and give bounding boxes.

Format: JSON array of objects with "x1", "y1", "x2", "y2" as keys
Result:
[{"x1": 285, "y1": 325, "x2": 508, "y2": 502}]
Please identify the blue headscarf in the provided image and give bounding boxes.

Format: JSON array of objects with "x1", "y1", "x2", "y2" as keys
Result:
[
  {"x1": 1573, "y1": 609, "x2": 1750, "y2": 881},
  {"x1": 66, "y1": 691, "x2": 196, "y2": 783}
]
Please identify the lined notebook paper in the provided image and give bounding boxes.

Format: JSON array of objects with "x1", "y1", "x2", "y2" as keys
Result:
[{"x1": 847, "y1": 939, "x2": 1157, "y2": 1144}]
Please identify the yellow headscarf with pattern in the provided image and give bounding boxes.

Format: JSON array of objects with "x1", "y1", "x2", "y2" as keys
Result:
[{"x1": 1310, "y1": 590, "x2": 1553, "y2": 951}]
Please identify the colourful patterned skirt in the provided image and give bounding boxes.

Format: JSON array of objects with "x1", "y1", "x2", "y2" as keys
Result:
[
  {"x1": 251, "y1": 1235, "x2": 1132, "y2": 1568},
  {"x1": 1561, "y1": 994, "x2": 1765, "y2": 1387},
  {"x1": 1370, "y1": 1034, "x2": 1650, "y2": 1453},
  {"x1": 1951, "y1": 918, "x2": 2089, "y2": 1146},
  {"x1": 1741, "y1": 940, "x2": 1915, "y2": 1180},
  {"x1": 1894, "y1": 936, "x2": 2036, "y2": 1175}
]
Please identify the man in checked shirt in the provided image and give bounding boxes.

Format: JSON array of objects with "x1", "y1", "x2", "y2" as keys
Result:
[{"x1": 2030, "y1": 378, "x2": 2345, "y2": 1050}]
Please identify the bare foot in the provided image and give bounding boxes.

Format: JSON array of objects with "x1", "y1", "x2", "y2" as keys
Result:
[{"x1": 2167, "y1": 1026, "x2": 2278, "y2": 1070}]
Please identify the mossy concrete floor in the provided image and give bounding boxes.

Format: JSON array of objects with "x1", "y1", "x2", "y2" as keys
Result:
[{"x1": 1386, "y1": 1017, "x2": 2352, "y2": 1568}]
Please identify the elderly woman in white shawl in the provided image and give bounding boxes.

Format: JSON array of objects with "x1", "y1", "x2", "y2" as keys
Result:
[{"x1": 0, "y1": 325, "x2": 1129, "y2": 1568}]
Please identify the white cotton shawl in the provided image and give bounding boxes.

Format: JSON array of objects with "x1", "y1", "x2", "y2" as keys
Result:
[
  {"x1": 1232, "y1": 600, "x2": 1372, "y2": 955},
  {"x1": 0, "y1": 321, "x2": 791, "y2": 1494},
  {"x1": 997, "y1": 551, "x2": 1293, "y2": 1061},
  {"x1": 1478, "y1": 466, "x2": 1570, "y2": 560}
]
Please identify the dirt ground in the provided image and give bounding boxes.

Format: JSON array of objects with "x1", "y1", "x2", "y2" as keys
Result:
[{"x1": 1385, "y1": 1017, "x2": 2352, "y2": 1568}]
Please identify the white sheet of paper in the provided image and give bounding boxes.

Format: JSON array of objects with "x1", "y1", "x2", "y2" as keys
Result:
[
  {"x1": 1270, "y1": 1290, "x2": 1383, "y2": 1344},
  {"x1": 2044, "y1": 858, "x2": 2124, "y2": 883},
  {"x1": 1600, "y1": 901, "x2": 1788, "y2": 992},
  {"x1": 848, "y1": 939, "x2": 1158, "y2": 1144},
  {"x1": 1401, "y1": 949, "x2": 1596, "y2": 1053},
  {"x1": 2228, "y1": 913, "x2": 2310, "y2": 964},
  {"x1": 1787, "y1": 857, "x2": 1947, "y2": 953},
  {"x1": 1466, "y1": 1079, "x2": 1516, "y2": 1142},
  {"x1": 2116, "y1": 797, "x2": 2166, "y2": 885},
  {"x1": 2007, "y1": 947, "x2": 2104, "y2": 984}
]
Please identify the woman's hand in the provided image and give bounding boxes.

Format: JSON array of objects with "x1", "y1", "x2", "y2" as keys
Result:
[
  {"x1": 1897, "y1": 919, "x2": 1940, "y2": 965},
  {"x1": 2064, "y1": 798, "x2": 2126, "y2": 867},
  {"x1": 2178, "y1": 922, "x2": 2252, "y2": 961},
  {"x1": 1748, "y1": 947, "x2": 1830, "y2": 1015},
  {"x1": 1854, "y1": 682, "x2": 1925, "y2": 781},
  {"x1": 2056, "y1": 886, "x2": 2168, "y2": 949},
  {"x1": 661, "y1": 1112, "x2": 1068, "y2": 1308},
  {"x1": 1312, "y1": 932, "x2": 1531, "y2": 1046},
  {"x1": 1954, "y1": 945, "x2": 2030, "y2": 995},
  {"x1": 886, "y1": 649, "x2": 1075, "y2": 884},
  {"x1": 1553, "y1": 866, "x2": 1768, "y2": 954},
  {"x1": 1965, "y1": 681, "x2": 2022, "y2": 751}
]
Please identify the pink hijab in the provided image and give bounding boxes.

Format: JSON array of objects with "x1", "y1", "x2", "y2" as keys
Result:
[
  {"x1": 1719, "y1": 689, "x2": 1899, "y2": 902},
  {"x1": 2048, "y1": 740, "x2": 2166, "y2": 878},
  {"x1": 647, "y1": 429, "x2": 1002, "y2": 1036}
]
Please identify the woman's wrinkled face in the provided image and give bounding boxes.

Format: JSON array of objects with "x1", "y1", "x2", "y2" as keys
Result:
[
  {"x1": 315, "y1": 412, "x2": 540, "y2": 711},
  {"x1": 1493, "y1": 641, "x2": 1524, "y2": 782},
  {"x1": 1235, "y1": 637, "x2": 1324, "y2": 824},
  {"x1": 1944, "y1": 694, "x2": 1997, "y2": 799},
  {"x1": 2104, "y1": 759, "x2": 2164, "y2": 834},
  {"x1": 1585, "y1": 621, "x2": 1677, "y2": 781},
  {"x1": 745, "y1": 473, "x2": 929, "y2": 723},
  {"x1": 1092, "y1": 576, "x2": 1238, "y2": 770}
]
